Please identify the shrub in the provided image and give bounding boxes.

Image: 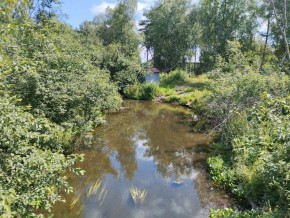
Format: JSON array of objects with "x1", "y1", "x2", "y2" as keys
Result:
[
  {"x1": 1, "y1": 22, "x2": 122, "y2": 131},
  {"x1": 0, "y1": 96, "x2": 84, "y2": 216},
  {"x1": 164, "y1": 94, "x2": 180, "y2": 103},
  {"x1": 99, "y1": 43, "x2": 145, "y2": 91},
  {"x1": 160, "y1": 69, "x2": 189, "y2": 87},
  {"x1": 210, "y1": 208, "x2": 259, "y2": 218},
  {"x1": 124, "y1": 83, "x2": 159, "y2": 100},
  {"x1": 206, "y1": 42, "x2": 290, "y2": 216},
  {"x1": 209, "y1": 95, "x2": 290, "y2": 216}
]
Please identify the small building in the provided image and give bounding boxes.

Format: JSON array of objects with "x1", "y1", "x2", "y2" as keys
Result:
[{"x1": 145, "y1": 67, "x2": 160, "y2": 83}]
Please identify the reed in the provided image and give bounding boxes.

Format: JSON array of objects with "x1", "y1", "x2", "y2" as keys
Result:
[
  {"x1": 87, "y1": 179, "x2": 102, "y2": 197},
  {"x1": 70, "y1": 195, "x2": 80, "y2": 209},
  {"x1": 97, "y1": 185, "x2": 108, "y2": 205},
  {"x1": 129, "y1": 186, "x2": 147, "y2": 205}
]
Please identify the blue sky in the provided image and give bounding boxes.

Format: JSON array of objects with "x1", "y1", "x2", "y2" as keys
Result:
[{"x1": 60, "y1": 0, "x2": 156, "y2": 28}]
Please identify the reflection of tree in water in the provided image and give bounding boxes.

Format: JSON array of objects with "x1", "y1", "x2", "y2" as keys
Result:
[
  {"x1": 52, "y1": 100, "x2": 226, "y2": 217},
  {"x1": 89, "y1": 100, "x2": 194, "y2": 181},
  {"x1": 93, "y1": 102, "x2": 153, "y2": 180},
  {"x1": 194, "y1": 166, "x2": 230, "y2": 209},
  {"x1": 52, "y1": 149, "x2": 118, "y2": 218},
  {"x1": 143, "y1": 109, "x2": 211, "y2": 179},
  {"x1": 94, "y1": 100, "x2": 210, "y2": 181}
]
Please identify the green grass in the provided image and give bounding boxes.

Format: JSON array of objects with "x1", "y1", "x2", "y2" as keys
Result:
[
  {"x1": 157, "y1": 70, "x2": 212, "y2": 107},
  {"x1": 124, "y1": 69, "x2": 212, "y2": 109}
]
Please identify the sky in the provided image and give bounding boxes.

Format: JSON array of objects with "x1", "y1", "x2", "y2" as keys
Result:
[
  {"x1": 60, "y1": 0, "x2": 156, "y2": 28},
  {"x1": 60, "y1": 0, "x2": 200, "y2": 62}
]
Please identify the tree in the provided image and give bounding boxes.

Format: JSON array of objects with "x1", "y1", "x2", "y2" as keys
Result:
[
  {"x1": 140, "y1": 0, "x2": 195, "y2": 71},
  {"x1": 0, "y1": 0, "x2": 60, "y2": 23},
  {"x1": 79, "y1": 0, "x2": 143, "y2": 91},
  {"x1": 95, "y1": 1, "x2": 139, "y2": 57},
  {"x1": 269, "y1": 0, "x2": 290, "y2": 62},
  {"x1": 0, "y1": 2, "x2": 124, "y2": 215},
  {"x1": 258, "y1": 0, "x2": 273, "y2": 72},
  {"x1": 198, "y1": 0, "x2": 258, "y2": 71}
]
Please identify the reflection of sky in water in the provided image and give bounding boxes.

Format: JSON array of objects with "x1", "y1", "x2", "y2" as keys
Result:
[
  {"x1": 52, "y1": 100, "x2": 230, "y2": 218},
  {"x1": 134, "y1": 133, "x2": 153, "y2": 162},
  {"x1": 83, "y1": 132, "x2": 208, "y2": 218}
]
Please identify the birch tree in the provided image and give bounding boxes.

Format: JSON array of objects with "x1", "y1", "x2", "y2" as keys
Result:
[{"x1": 270, "y1": 0, "x2": 290, "y2": 61}]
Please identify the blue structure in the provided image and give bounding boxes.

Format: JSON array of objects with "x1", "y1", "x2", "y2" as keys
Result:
[{"x1": 145, "y1": 67, "x2": 160, "y2": 83}]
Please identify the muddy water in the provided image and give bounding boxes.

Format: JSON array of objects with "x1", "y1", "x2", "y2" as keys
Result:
[{"x1": 53, "y1": 100, "x2": 230, "y2": 218}]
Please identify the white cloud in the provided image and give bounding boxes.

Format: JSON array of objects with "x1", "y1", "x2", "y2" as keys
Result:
[
  {"x1": 137, "y1": 2, "x2": 147, "y2": 13},
  {"x1": 91, "y1": 1, "x2": 155, "y2": 17},
  {"x1": 91, "y1": 2, "x2": 117, "y2": 15},
  {"x1": 137, "y1": 0, "x2": 155, "y2": 14}
]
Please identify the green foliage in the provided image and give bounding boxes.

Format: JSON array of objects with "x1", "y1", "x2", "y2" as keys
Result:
[
  {"x1": 0, "y1": 96, "x2": 84, "y2": 217},
  {"x1": 95, "y1": 1, "x2": 139, "y2": 57},
  {"x1": 0, "y1": 2, "x2": 133, "y2": 216},
  {"x1": 209, "y1": 95, "x2": 290, "y2": 216},
  {"x1": 124, "y1": 83, "x2": 159, "y2": 100},
  {"x1": 1, "y1": 19, "x2": 122, "y2": 131},
  {"x1": 80, "y1": 0, "x2": 144, "y2": 91},
  {"x1": 1, "y1": 0, "x2": 290, "y2": 216},
  {"x1": 203, "y1": 41, "x2": 290, "y2": 216},
  {"x1": 99, "y1": 44, "x2": 145, "y2": 91},
  {"x1": 234, "y1": 96, "x2": 290, "y2": 209},
  {"x1": 156, "y1": 87, "x2": 175, "y2": 96},
  {"x1": 266, "y1": 0, "x2": 290, "y2": 63},
  {"x1": 141, "y1": 0, "x2": 195, "y2": 70},
  {"x1": 140, "y1": 0, "x2": 288, "y2": 72},
  {"x1": 205, "y1": 41, "x2": 290, "y2": 132},
  {"x1": 124, "y1": 70, "x2": 212, "y2": 106},
  {"x1": 210, "y1": 208, "x2": 287, "y2": 218},
  {"x1": 198, "y1": 0, "x2": 258, "y2": 71},
  {"x1": 210, "y1": 208, "x2": 259, "y2": 218},
  {"x1": 160, "y1": 70, "x2": 189, "y2": 87},
  {"x1": 207, "y1": 156, "x2": 236, "y2": 192},
  {"x1": 164, "y1": 90, "x2": 210, "y2": 107}
]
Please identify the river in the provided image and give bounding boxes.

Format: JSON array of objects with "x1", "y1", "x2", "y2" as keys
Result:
[{"x1": 52, "y1": 100, "x2": 230, "y2": 218}]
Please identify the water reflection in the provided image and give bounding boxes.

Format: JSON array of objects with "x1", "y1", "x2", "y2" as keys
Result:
[{"x1": 53, "y1": 100, "x2": 229, "y2": 218}]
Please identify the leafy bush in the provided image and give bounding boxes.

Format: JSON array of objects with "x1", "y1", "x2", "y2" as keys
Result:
[
  {"x1": 164, "y1": 94, "x2": 180, "y2": 103},
  {"x1": 1, "y1": 21, "x2": 122, "y2": 131},
  {"x1": 156, "y1": 87, "x2": 175, "y2": 96},
  {"x1": 99, "y1": 43, "x2": 145, "y2": 91},
  {"x1": 124, "y1": 83, "x2": 159, "y2": 100},
  {"x1": 0, "y1": 8, "x2": 125, "y2": 217},
  {"x1": 209, "y1": 95, "x2": 290, "y2": 217},
  {"x1": 160, "y1": 69, "x2": 189, "y2": 87},
  {"x1": 205, "y1": 42, "x2": 290, "y2": 216},
  {"x1": 210, "y1": 208, "x2": 259, "y2": 218},
  {"x1": 0, "y1": 96, "x2": 84, "y2": 217},
  {"x1": 0, "y1": 1, "x2": 145, "y2": 217},
  {"x1": 204, "y1": 41, "x2": 290, "y2": 138}
]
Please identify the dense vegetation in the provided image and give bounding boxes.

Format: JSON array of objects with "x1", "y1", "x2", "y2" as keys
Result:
[
  {"x1": 125, "y1": 44, "x2": 290, "y2": 217},
  {"x1": 136, "y1": 0, "x2": 290, "y2": 217},
  {"x1": 0, "y1": 0, "x2": 142, "y2": 216},
  {"x1": 1, "y1": 0, "x2": 290, "y2": 217}
]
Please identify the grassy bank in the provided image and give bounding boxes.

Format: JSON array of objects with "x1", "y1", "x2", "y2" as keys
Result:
[{"x1": 124, "y1": 69, "x2": 212, "y2": 109}]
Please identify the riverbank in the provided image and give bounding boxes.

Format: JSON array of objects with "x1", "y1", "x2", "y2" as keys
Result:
[
  {"x1": 124, "y1": 70, "x2": 211, "y2": 110},
  {"x1": 124, "y1": 67, "x2": 290, "y2": 217}
]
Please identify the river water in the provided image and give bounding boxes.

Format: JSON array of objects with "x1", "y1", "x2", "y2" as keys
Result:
[{"x1": 53, "y1": 100, "x2": 230, "y2": 218}]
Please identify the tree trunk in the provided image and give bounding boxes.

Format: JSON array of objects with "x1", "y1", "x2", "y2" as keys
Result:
[
  {"x1": 270, "y1": 0, "x2": 290, "y2": 61},
  {"x1": 260, "y1": 14, "x2": 271, "y2": 72}
]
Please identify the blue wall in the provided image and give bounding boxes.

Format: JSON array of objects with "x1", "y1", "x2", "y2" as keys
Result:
[{"x1": 145, "y1": 73, "x2": 160, "y2": 83}]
